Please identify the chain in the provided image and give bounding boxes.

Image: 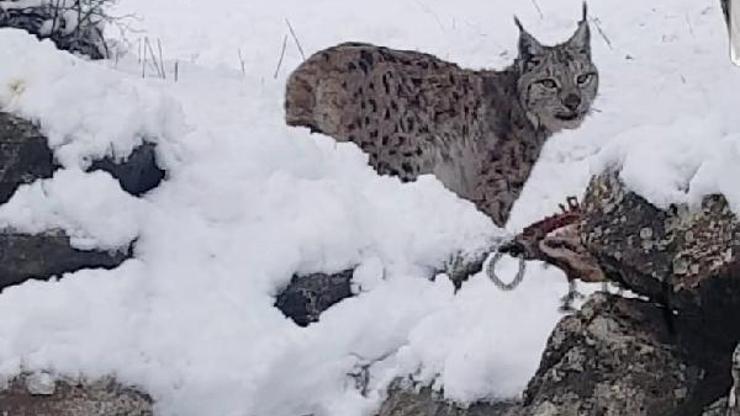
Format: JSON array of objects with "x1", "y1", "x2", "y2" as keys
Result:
[
  {"x1": 485, "y1": 197, "x2": 582, "y2": 291},
  {"x1": 486, "y1": 244, "x2": 527, "y2": 291}
]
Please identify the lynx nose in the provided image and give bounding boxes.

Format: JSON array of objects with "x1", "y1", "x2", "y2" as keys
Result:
[{"x1": 563, "y1": 94, "x2": 581, "y2": 111}]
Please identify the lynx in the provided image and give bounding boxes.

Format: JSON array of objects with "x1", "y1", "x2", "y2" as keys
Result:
[{"x1": 285, "y1": 5, "x2": 598, "y2": 227}]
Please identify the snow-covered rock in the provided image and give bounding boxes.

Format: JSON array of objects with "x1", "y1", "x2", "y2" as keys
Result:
[
  {"x1": 377, "y1": 381, "x2": 517, "y2": 416},
  {"x1": 0, "y1": 374, "x2": 153, "y2": 415},
  {"x1": 1, "y1": 0, "x2": 740, "y2": 413},
  {"x1": 517, "y1": 294, "x2": 704, "y2": 416},
  {"x1": 0, "y1": 111, "x2": 165, "y2": 202},
  {"x1": 0, "y1": 0, "x2": 109, "y2": 59}
]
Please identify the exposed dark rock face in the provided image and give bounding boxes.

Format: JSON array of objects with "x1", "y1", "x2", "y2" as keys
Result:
[
  {"x1": 275, "y1": 269, "x2": 354, "y2": 326},
  {"x1": 89, "y1": 143, "x2": 166, "y2": 196},
  {"x1": 0, "y1": 113, "x2": 55, "y2": 204},
  {"x1": 0, "y1": 374, "x2": 153, "y2": 416},
  {"x1": 0, "y1": 230, "x2": 131, "y2": 291}
]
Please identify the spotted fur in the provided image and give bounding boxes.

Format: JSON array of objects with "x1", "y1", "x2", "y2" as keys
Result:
[{"x1": 285, "y1": 6, "x2": 598, "y2": 227}]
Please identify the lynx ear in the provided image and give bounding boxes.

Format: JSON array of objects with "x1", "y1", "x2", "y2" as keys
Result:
[
  {"x1": 567, "y1": 2, "x2": 591, "y2": 54},
  {"x1": 515, "y1": 16, "x2": 545, "y2": 62}
]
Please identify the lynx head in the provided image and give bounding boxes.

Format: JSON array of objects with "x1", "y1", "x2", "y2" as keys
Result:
[{"x1": 514, "y1": 3, "x2": 598, "y2": 133}]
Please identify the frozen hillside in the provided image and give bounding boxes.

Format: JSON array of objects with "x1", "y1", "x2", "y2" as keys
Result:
[{"x1": 0, "y1": 0, "x2": 739, "y2": 415}]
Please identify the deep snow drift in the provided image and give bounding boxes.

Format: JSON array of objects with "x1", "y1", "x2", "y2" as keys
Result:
[{"x1": 0, "y1": 0, "x2": 739, "y2": 415}]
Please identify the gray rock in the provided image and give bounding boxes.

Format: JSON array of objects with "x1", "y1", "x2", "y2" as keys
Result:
[
  {"x1": 25, "y1": 372, "x2": 56, "y2": 396},
  {"x1": 274, "y1": 269, "x2": 354, "y2": 326},
  {"x1": 581, "y1": 170, "x2": 740, "y2": 404},
  {"x1": 703, "y1": 398, "x2": 729, "y2": 416},
  {"x1": 0, "y1": 112, "x2": 55, "y2": 204},
  {"x1": 0, "y1": 113, "x2": 159, "y2": 292},
  {"x1": 378, "y1": 168, "x2": 740, "y2": 415},
  {"x1": 376, "y1": 293, "x2": 732, "y2": 416},
  {"x1": 580, "y1": 170, "x2": 674, "y2": 300},
  {"x1": 0, "y1": 374, "x2": 153, "y2": 416},
  {"x1": 0, "y1": 230, "x2": 131, "y2": 292},
  {"x1": 518, "y1": 293, "x2": 705, "y2": 416},
  {"x1": 376, "y1": 381, "x2": 518, "y2": 416},
  {"x1": 89, "y1": 143, "x2": 166, "y2": 197},
  {"x1": 0, "y1": 3, "x2": 108, "y2": 59},
  {"x1": 581, "y1": 169, "x2": 740, "y2": 319},
  {"x1": 0, "y1": 112, "x2": 166, "y2": 199}
]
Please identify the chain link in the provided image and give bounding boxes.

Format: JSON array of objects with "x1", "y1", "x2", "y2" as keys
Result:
[{"x1": 486, "y1": 249, "x2": 527, "y2": 291}]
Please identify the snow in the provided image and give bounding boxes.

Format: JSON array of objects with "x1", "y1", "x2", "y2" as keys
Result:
[
  {"x1": 0, "y1": 0, "x2": 739, "y2": 415},
  {"x1": 594, "y1": 115, "x2": 740, "y2": 213},
  {"x1": 0, "y1": 168, "x2": 145, "y2": 250},
  {"x1": 0, "y1": 29, "x2": 184, "y2": 169}
]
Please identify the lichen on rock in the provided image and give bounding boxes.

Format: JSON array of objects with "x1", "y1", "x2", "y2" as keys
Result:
[
  {"x1": 0, "y1": 374, "x2": 153, "y2": 416},
  {"x1": 518, "y1": 293, "x2": 705, "y2": 416}
]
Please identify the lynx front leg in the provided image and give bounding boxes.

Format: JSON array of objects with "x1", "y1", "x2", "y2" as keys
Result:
[{"x1": 469, "y1": 176, "x2": 519, "y2": 228}]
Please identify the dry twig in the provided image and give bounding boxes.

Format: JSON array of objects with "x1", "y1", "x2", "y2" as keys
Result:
[
  {"x1": 285, "y1": 18, "x2": 306, "y2": 61},
  {"x1": 273, "y1": 34, "x2": 288, "y2": 79}
]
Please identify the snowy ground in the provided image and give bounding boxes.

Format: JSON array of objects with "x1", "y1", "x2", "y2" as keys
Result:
[{"x1": 1, "y1": 0, "x2": 740, "y2": 415}]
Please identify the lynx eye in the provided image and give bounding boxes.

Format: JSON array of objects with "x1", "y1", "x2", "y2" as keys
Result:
[
  {"x1": 576, "y1": 73, "x2": 593, "y2": 85},
  {"x1": 538, "y1": 79, "x2": 558, "y2": 89}
]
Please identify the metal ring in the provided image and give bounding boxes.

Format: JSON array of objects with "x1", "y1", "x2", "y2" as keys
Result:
[{"x1": 486, "y1": 251, "x2": 527, "y2": 291}]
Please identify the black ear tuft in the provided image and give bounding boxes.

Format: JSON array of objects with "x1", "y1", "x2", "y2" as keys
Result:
[
  {"x1": 582, "y1": 1, "x2": 588, "y2": 23},
  {"x1": 568, "y1": 7, "x2": 591, "y2": 55},
  {"x1": 514, "y1": 16, "x2": 525, "y2": 32}
]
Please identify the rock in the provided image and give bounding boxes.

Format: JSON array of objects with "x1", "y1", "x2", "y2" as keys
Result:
[
  {"x1": 376, "y1": 381, "x2": 518, "y2": 416},
  {"x1": 580, "y1": 170, "x2": 674, "y2": 300},
  {"x1": 703, "y1": 398, "x2": 729, "y2": 415},
  {"x1": 0, "y1": 230, "x2": 131, "y2": 292},
  {"x1": 0, "y1": 112, "x2": 55, "y2": 204},
  {"x1": 274, "y1": 269, "x2": 354, "y2": 327},
  {"x1": 25, "y1": 372, "x2": 56, "y2": 396},
  {"x1": 89, "y1": 143, "x2": 166, "y2": 196},
  {"x1": 582, "y1": 170, "x2": 740, "y2": 317},
  {"x1": 377, "y1": 290, "x2": 722, "y2": 416},
  {"x1": 581, "y1": 170, "x2": 740, "y2": 388},
  {"x1": 0, "y1": 112, "x2": 166, "y2": 200},
  {"x1": 0, "y1": 374, "x2": 153, "y2": 416},
  {"x1": 0, "y1": 3, "x2": 108, "y2": 59},
  {"x1": 518, "y1": 293, "x2": 706, "y2": 416}
]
